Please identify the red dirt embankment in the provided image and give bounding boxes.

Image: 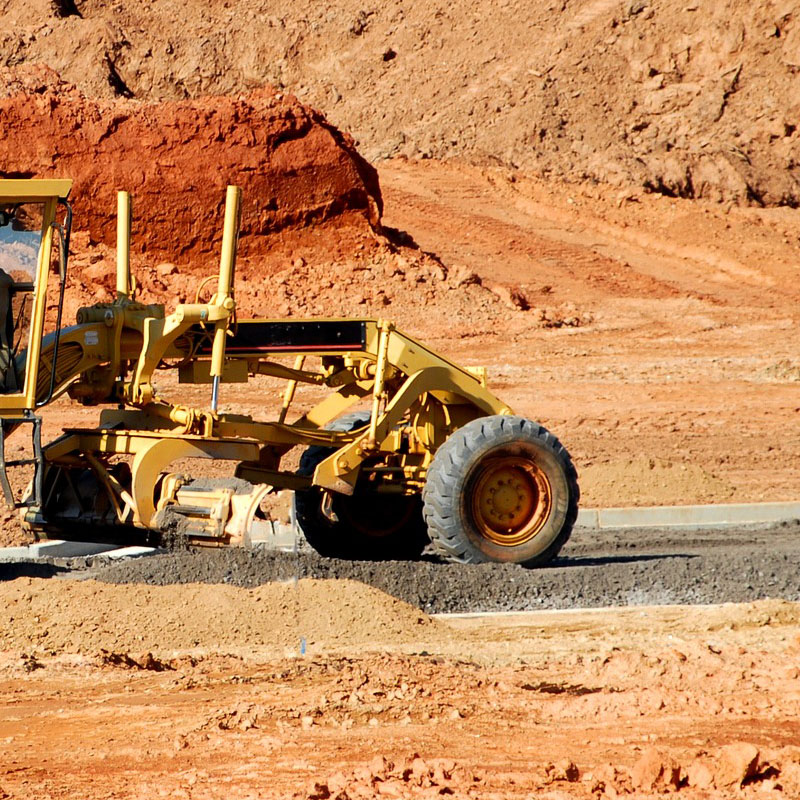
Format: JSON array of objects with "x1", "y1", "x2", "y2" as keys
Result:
[{"x1": 0, "y1": 67, "x2": 381, "y2": 259}]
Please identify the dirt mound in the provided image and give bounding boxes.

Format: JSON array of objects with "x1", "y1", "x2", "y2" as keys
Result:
[
  {"x1": 0, "y1": 66, "x2": 381, "y2": 259},
  {"x1": 0, "y1": 577, "x2": 439, "y2": 655},
  {"x1": 2, "y1": 1, "x2": 798, "y2": 205},
  {"x1": 0, "y1": 68, "x2": 559, "y2": 334}
]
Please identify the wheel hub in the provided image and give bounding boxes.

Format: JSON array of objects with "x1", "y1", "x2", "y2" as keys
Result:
[{"x1": 472, "y1": 457, "x2": 552, "y2": 546}]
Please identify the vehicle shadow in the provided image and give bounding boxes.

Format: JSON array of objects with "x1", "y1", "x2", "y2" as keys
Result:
[
  {"x1": 0, "y1": 561, "x2": 70, "y2": 581},
  {"x1": 548, "y1": 552, "x2": 699, "y2": 568}
]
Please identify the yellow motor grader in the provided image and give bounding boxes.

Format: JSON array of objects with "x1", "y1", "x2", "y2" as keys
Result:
[{"x1": 0, "y1": 179, "x2": 578, "y2": 566}]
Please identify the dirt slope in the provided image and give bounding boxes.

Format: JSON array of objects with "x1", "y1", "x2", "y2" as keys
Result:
[
  {"x1": 1, "y1": 0, "x2": 798, "y2": 205},
  {"x1": 0, "y1": 67, "x2": 380, "y2": 258},
  {"x1": 0, "y1": 577, "x2": 437, "y2": 654}
]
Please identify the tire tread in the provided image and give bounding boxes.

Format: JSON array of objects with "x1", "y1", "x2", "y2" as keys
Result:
[{"x1": 422, "y1": 414, "x2": 579, "y2": 567}]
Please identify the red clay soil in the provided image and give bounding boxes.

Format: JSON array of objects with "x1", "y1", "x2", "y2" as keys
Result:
[{"x1": 0, "y1": 67, "x2": 381, "y2": 259}]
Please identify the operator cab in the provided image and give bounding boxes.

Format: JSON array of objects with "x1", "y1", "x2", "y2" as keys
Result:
[
  {"x1": 0, "y1": 179, "x2": 72, "y2": 413},
  {"x1": 0, "y1": 202, "x2": 44, "y2": 393},
  {"x1": 0, "y1": 179, "x2": 71, "y2": 512}
]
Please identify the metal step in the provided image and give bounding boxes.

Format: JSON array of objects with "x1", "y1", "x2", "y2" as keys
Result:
[{"x1": 0, "y1": 415, "x2": 43, "y2": 510}]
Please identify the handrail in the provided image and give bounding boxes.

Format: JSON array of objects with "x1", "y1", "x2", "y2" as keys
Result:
[{"x1": 37, "y1": 198, "x2": 72, "y2": 409}]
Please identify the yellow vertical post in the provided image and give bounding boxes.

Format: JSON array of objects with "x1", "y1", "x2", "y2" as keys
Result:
[
  {"x1": 210, "y1": 185, "x2": 242, "y2": 412},
  {"x1": 116, "y1": 191, "x2": 131, "y2": 299},
  {"x1": 366, "y1": 320, "x2": 392, "y2": 450},
  {"x1": 22, "y1": 197, "x2": 57, "y2": 410}
]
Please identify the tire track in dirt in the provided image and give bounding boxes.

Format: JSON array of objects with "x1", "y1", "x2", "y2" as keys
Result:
[
  {"x1": 382, "y1": 169, "x2": 684, "y2": 303},
  {"x1": 382, "y1": 160, "x2": 798, "y2": 310}
]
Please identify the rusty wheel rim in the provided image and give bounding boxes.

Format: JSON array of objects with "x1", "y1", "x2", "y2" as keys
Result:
[{"x1": 470, "y1": 456, "x2": 552, "y2": 546}]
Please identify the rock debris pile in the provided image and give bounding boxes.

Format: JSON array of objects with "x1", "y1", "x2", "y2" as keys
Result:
[{"x1": 300, "y1": 755, "x2": 483, "y2": 800}]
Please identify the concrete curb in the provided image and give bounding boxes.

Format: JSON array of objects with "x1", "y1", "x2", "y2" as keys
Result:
[
  {"x1": 0, "y1": 540, "x2": 158, "y2": 561},
  {"x1": 576, "y1": 501, "x2": 800, "y2": 530},
  {"x1": 0, "y1": 524, "x2": 300, "y2": 563},
  {"x1": 101, "y1": 546, "x2": 158, "y2": 560},
  {"x1": 1, "y1": 540, "x2": 123, "y2": 559}
]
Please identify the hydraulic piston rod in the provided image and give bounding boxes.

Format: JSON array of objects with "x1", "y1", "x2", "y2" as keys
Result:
[
  {"x1": 210, "y1": 185, "x2": 242, "y2": 412},
  {"x1": 116, "y1": 191, "x2": 132, "y2": 299}
]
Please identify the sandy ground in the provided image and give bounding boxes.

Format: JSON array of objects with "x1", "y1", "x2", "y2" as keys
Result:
[
  {"x1": 379, "y1": 160, "x2": 800, "y2": 507},
  {"x1": 1, "y1": 2, "x2": 798, "y2": 797},
  {"x1": 0, "y1": 580, "x2": 798, "y2": 799}
]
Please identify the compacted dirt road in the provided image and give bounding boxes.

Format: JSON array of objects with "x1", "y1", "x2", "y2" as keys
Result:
[{"x1": 72, "y1": 520, "x2": 800, "y2": 613}]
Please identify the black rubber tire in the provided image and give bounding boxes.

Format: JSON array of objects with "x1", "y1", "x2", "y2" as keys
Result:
[
  {"x1": 294, "y1": 412, "x2": 430, "y2": 561},
  {"x1": 422, "y1": 415, "x2": 579, "y2": 567}
]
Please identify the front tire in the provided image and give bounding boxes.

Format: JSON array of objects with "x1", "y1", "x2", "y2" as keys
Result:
[
  {"x1": 294, "y1": 412, "x2": 430, "y2": 561},
  {"x1": 422, "y1": 415, "x2": 578, "y2": 567}
]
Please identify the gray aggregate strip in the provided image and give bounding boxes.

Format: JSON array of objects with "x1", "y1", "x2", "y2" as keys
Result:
[{"x1": 66, "y1": 520, "x2": 800, "y2": 614}]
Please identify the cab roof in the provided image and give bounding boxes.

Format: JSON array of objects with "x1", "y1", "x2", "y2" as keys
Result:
[{"x1": 0, "y1": 179, "x2": 72, "y2": 201}]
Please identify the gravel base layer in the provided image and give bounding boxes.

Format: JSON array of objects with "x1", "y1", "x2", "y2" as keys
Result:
[{"x1": 44, "y1": 520, "x2": 800, "y2": 614}]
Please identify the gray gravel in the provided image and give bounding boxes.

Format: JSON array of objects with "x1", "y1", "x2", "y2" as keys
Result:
[{"x1": 70, "y1": 520, "x2": 800, "y2": 614}]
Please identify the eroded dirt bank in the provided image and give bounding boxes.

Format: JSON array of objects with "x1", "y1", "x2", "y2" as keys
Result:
[
  {"x1": 2, "y1": 0, "x2": 798, "y2": 205},
  {"x1": 0, "y1": 67, "x2": 381, "y2": 259}
]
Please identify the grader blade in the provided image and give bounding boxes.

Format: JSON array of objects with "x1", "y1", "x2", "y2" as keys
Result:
[{"x1": 150, "y1": 477, "x2": 273, "y2": 546}]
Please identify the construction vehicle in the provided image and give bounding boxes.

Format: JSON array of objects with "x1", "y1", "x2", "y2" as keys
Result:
[{"x1": 0, "y1": 179, "x2": 579, "y2": 566}]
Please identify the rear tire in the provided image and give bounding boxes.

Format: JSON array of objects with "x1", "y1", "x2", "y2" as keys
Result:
[
  {"x1": 422, "y1": 415, "x2": 578, "y2": 567},
  {"x1": 294, "y1": 412, "x2": 430, "y2": 561}
]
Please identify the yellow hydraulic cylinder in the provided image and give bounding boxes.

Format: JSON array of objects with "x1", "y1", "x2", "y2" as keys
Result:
[
  {"x1": 278, "y1": 355, "x2": 306, "y2": 424},
  {"x1": 366, "y1": 320, "x2": 393, "y2": 450},
  {"x1": 210, "y1": 185, "x2": 242, "y2": 411},
  {"x1": 116, "y1": 191, "x2": 132, "y2": 299}
]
